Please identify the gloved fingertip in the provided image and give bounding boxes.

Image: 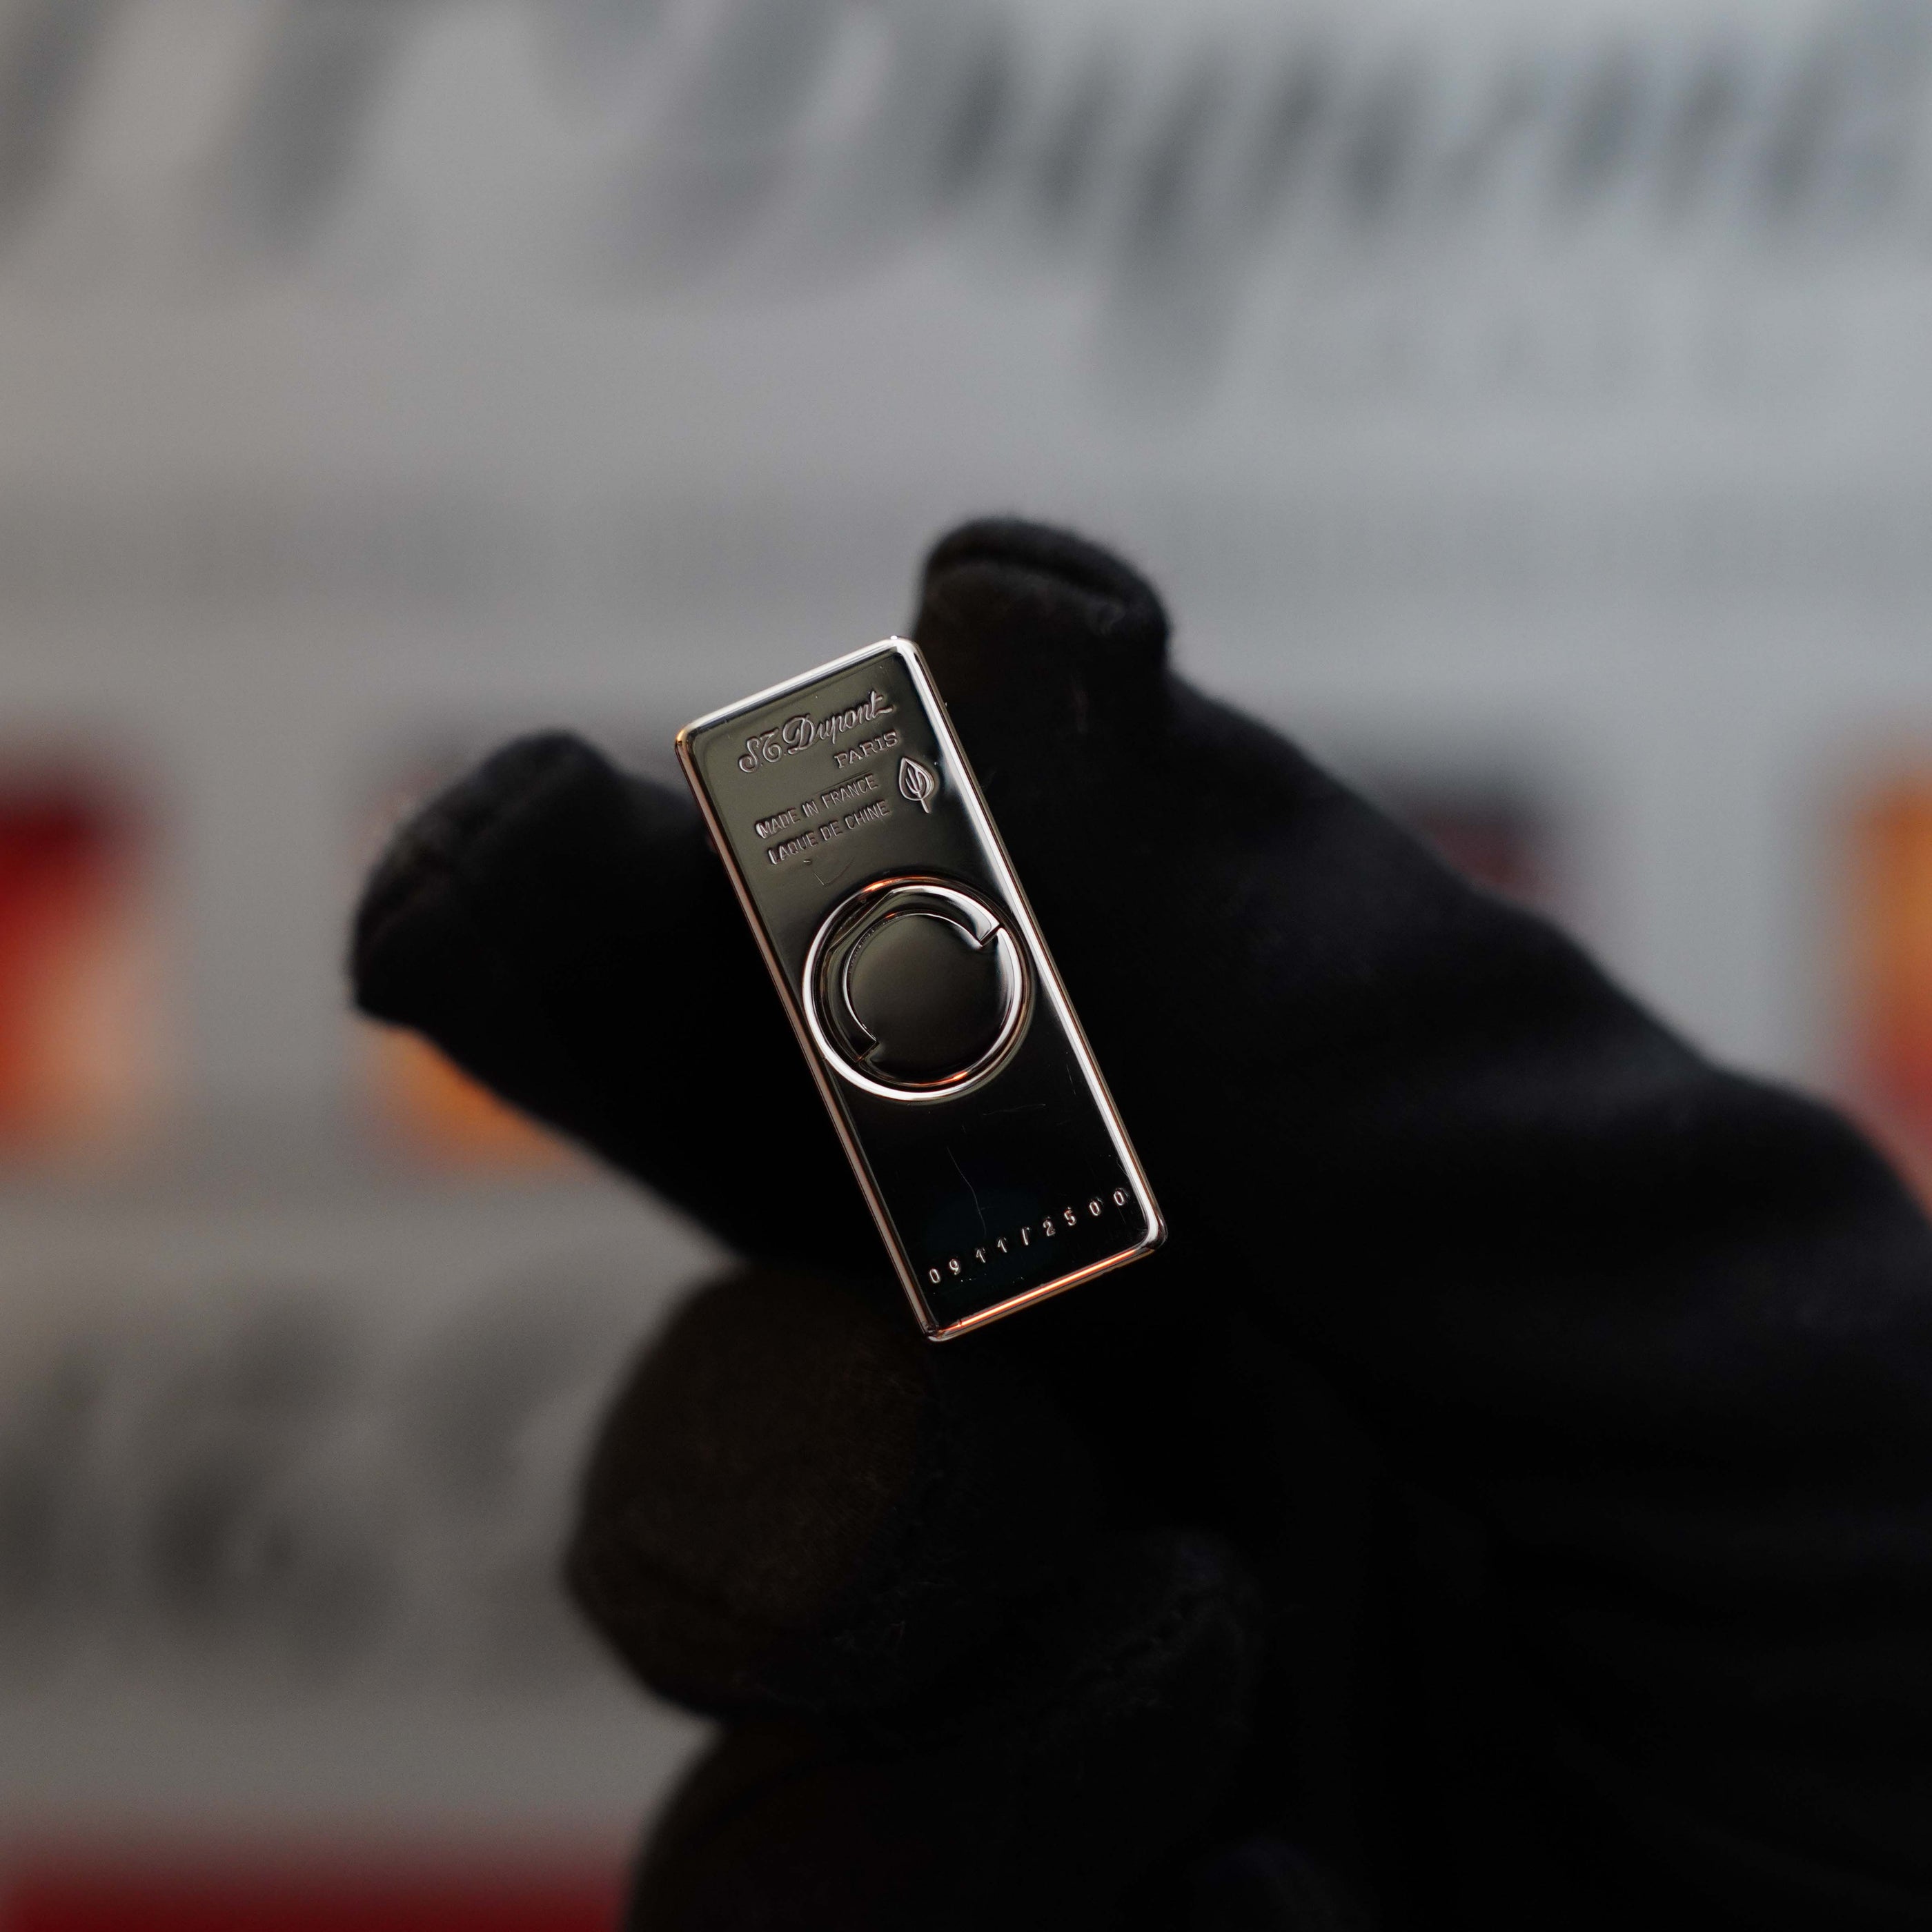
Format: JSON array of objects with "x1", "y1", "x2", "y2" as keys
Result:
[
  {"x1": 911, "y1": 517, "x2": 1169, "y2": 714},
  {"x1": 349, "y1": 729, "x2": 618, "y2": 1021},
  {"x1": 565, "y1": 1266, "x2": 1103, "y2": 1719},
  {"x1": 565, "y1": 1268, "x2": 931, "y2": 1715}
]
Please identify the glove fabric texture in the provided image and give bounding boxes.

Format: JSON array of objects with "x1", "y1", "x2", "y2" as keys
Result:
[{"x1": 352, "y1": 520, "x2": 1932, "y2": 1931}]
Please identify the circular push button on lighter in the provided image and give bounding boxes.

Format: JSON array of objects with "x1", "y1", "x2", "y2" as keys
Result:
[{"x1": 803, "y1": 878, "x2": 1030, "y2": 1101}]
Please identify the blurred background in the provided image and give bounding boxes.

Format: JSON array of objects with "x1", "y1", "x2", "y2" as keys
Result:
[{"x1": 8, "y1": 0, "x2": 1932, "y2": 1921}]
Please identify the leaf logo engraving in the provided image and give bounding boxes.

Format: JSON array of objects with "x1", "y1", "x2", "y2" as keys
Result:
[{"x1": 898, "y1": 756, "x2": 939, "y2": 814}]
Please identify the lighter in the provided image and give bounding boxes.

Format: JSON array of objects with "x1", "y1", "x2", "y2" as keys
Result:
[{"x1": 676, "y1": 639, "x2": 1164, "y2": 1338}]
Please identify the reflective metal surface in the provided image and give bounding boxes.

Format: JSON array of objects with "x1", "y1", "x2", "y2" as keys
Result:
[
  {"x1": 678, "y1": 640, "x2": 1165, "y2": 1339},
  {"x1": 803, "y1": 876, "x2": 1030, "y2": 1101}
]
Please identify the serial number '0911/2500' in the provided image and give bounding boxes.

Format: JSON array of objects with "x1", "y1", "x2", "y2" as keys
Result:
[
  {"x1": 738, "y1": 687, "x2": 896, "y2": 771},
  {"x1": 927, "y1": 1187, "x2": 1134, "y2": 1286}
]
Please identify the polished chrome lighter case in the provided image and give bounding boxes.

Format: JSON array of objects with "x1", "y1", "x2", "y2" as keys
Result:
[{"x1": 676, "y1": 640, "x2": 1163, "y2": 1339}]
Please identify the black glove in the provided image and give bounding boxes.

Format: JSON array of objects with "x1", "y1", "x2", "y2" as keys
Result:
[{"x1": 351, "y1": 520, "x2": 1932, "y2": 1932}]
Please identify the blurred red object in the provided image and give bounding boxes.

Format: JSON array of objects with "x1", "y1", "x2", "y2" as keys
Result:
[
  {"x1": 2, "y1": 1857, "x2": 625, "y2": 1932},
  {"x1": 0, "y1": 779, "x2": 161, "y2": 1154}
]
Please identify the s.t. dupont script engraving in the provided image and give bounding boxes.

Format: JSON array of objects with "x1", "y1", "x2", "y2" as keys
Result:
[{"x1": 737, "y1": 688, "x2": 896, "y2": 773}]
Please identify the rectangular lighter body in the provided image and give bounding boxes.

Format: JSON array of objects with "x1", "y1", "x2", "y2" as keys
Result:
[{"x1": 676, "y1": 640, "x2": 1164, "y2": 1339}]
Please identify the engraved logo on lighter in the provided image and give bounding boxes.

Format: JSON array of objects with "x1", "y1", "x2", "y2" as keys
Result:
[
  {"x1": 677, "y1": 639, "x2": 1164, "y2": 1339},
  {"x1": 898, "y1": 756, "x2": 938, "y2": 813}
]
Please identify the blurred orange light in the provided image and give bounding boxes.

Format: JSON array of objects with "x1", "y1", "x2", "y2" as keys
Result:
[
  {"x1": 1846, "y1": 779, "x2": 1932, "y2": 1193},
  {"x1": 368, "y1": 1028, "x2": 569, "y2": 1170}
]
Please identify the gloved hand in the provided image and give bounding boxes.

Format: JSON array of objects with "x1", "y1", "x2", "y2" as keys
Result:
[{"x1": 351, "y1": 520, "x2": 1932, "y2": 1932}]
